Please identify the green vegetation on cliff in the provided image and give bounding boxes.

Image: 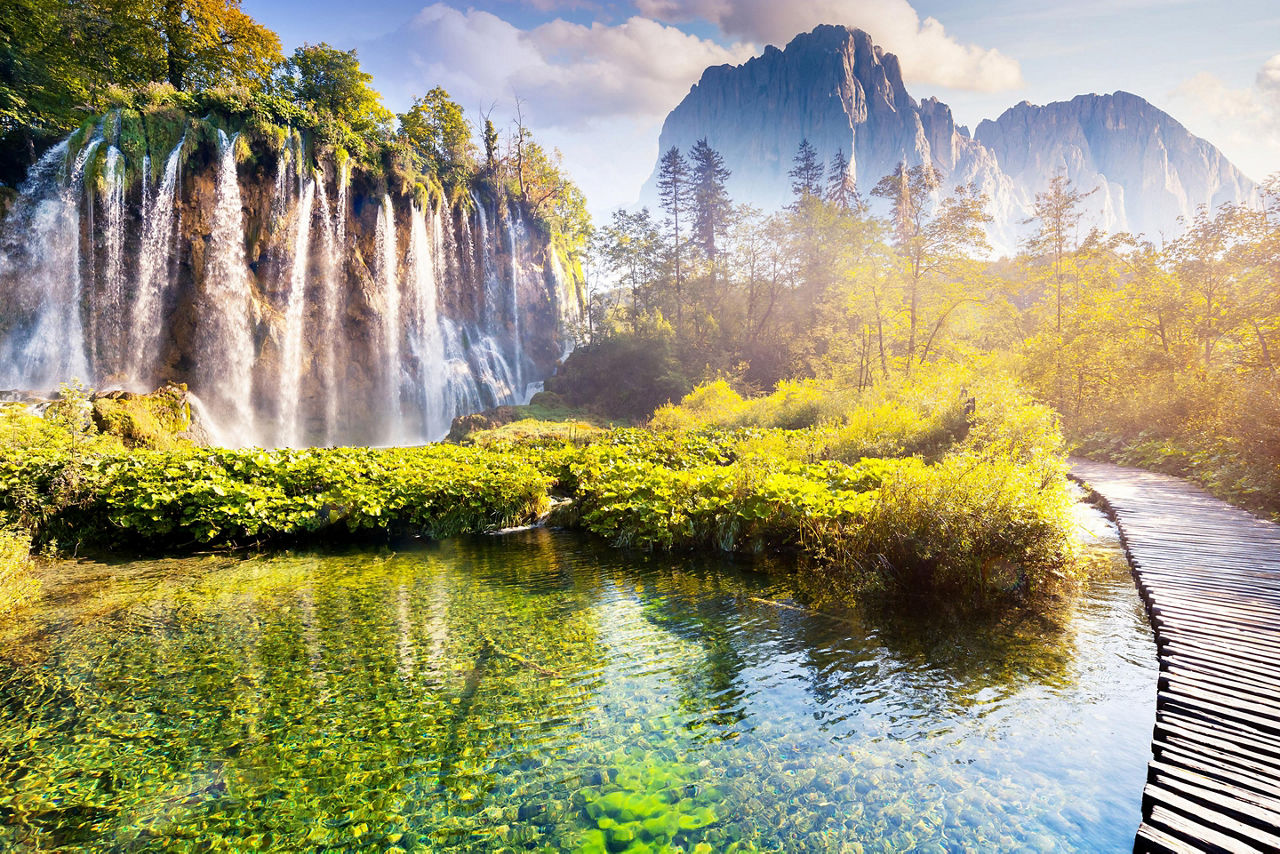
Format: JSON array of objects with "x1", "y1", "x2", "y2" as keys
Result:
[{"x1": 0, "y1": 0, "x2": 590, "y2": 280}]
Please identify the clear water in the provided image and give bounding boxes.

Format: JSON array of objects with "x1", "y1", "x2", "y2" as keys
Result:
[{"x1": 0, "y1": 509, "x2": 1155, "y2": 852}]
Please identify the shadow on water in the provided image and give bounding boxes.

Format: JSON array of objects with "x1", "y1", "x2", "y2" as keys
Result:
[{"x1": 0, "y1": 508, "x2": 1155, "y2": 851}]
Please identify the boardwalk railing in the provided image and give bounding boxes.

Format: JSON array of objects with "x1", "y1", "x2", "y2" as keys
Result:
[{"x1": 1072, "y1": 459, "x2": 1280, "y2": 853}]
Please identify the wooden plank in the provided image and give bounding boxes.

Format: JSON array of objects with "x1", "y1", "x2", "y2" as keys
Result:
[
  {"x1": 1154, "y1": 739, "x2": 1280, "y2": 796},
  {"x1": 1072, "y1": 458, "x2": 1280, "y2": 851},
  {"x1": 1157, "y1": 709, "x2": 1280, "y2": 762},
  {"x1": 1135, "y1": 820, "x2": 1210, "y2": 854},
  {"x1": 1144, "y1": 803, "x2": 1267, "y2": 853},
  {"x1": 1149, "y1": 768, "x2": 1280, "y2": 837}
]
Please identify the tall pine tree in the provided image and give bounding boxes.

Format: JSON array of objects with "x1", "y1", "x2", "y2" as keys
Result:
[
  {"x1": 788, "y1": 138, "x2": 823, "y2": 205},
  {"x1": 657, "y1": 145, "x2": 691, "y2": 330},
  {"x1": 689, "y1": 138, "x2": 731, "y2": 260},
  {"x1": 825, "y1": 149, "x2": 858, "y2": 211}
]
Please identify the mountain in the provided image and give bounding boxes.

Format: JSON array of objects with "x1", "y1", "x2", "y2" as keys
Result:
[
  {"x1": 641, "y1": 25, "x2": 1256, "y2": 253},
  {"x1": 974, "y1": 92, "x2": 1255, "y2": 242}
]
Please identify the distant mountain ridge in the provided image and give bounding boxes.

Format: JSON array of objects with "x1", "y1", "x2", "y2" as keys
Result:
[{"x1": 640, "y1": 25, "x2": 1257, "y2": 253}]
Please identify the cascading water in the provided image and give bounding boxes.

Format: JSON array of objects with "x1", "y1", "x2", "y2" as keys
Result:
[
  {"x1": 197, "y1": 131, "x2": 257, "y2": 441},
  {"x1": 502, "y1": 200, "x2": 529, "y2": 394},
  {"x1": 374, "y1": 195, "x2": 402, "y2": 431},
  {"x1": 127, "y1": 137, "x2": 184, "y2": 387},
  {"x1": 276, "y1": 178, "x2": 315, "y2": 447},
  {"x1": 315, "y1": 180, "x2": 342, "y2": 444},
  {"x1": 96, "y1": 146, "x2": 127, "y2": 379},
  {"x1": 472, "y1": 191, "x2": 502, "y2": 327},
  {"x1": 405, "y1": 203, "x2": 448, "y2": 438},
  {"x1": 0, "y1": 120, "x2": 576, "y2": 446},
  {"x1": 0, "y1": 139, "x2": 91, "y2": 388}
]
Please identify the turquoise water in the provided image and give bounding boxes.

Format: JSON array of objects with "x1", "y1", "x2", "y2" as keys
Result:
[{"x1": 0, "y1": 512, "x2": 1155, "y2": 851}]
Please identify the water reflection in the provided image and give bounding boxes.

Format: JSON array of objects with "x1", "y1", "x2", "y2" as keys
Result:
[{"x1": 0, "y1": 510, "x2": 1154, "y2": 851}]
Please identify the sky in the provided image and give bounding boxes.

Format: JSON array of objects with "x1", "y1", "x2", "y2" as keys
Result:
[{"x1": 242, "y1": 0, "x2": 1280, "y2": 218}]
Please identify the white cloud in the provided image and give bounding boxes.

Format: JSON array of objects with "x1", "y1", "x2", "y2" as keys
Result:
[
  {"x1": 365, "y1": 4, "x2": 752, "y2": 128},
  {"x1": 632, "y1": 0, "x2": 1024, "y2": 91},
  {"x1": 1171, "y1": 54, "x2": 1280, "y2": 182}
]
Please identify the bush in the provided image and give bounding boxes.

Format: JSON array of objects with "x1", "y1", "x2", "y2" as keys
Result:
[
  {"x1": 548, "y1": 332, "x2": 692, "y2": 420},
  {"x1": 0, "y1": 369, "x2": 1078, "y2": 609},
  {"x1": 0, "y1": 445, "x2": 551, "y2": 551},
  {"x1": 0, "y1": 526, "x2": 37, "y2": 616}
]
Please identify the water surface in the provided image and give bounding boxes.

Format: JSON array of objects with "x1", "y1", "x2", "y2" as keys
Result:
[{"x1": 0, "y1": 510, "x2": 1155, "y2": 851}]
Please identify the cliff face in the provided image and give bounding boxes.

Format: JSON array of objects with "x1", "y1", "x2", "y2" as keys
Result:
[
  {"x1": 974, "y1": 92, "x2": 1256, "y2": 241},
  {"x1": 642, "y1": 25, "x2": 1257, "y2": 253},
  {"x1": 0, "y1": 114, "x2": 580, "y2": 447},
  {"x1": 643, "y1": 25, "x2": 938, "y2": 213}
]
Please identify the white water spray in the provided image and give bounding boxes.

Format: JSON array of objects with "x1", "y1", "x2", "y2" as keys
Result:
[{"x1": 197, "y1": 131, "x2": 257, "y2": 442}]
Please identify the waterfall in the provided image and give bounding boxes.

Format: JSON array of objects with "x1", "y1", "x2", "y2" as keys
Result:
[
  {"x1": 0, "y1": 121, "x2": 571, "y2": 447},
  {"x1": 96, "y1": 146, "x2": 127, "y2": 380},
  {"x1": 503, "y1": 201, "x2": 529, "y2": 395},
  {"x1": 375, "y1": 194, "x2": 402, "y2": 432},
  {"x1": 0, "y1": 139, "x2": 91, "y2": 388},
  {"x1": 406, "y1": 203, "x2": 448, "y2": 438},
  {"x1": 276, "y1": 178, "x2": 315, "y2": 447},
  {"x1": 315, "y1": 179, "x2": 342, "y2": 444},
  {"x1": 472, "y1": 192, "x2": 501, "y2": 326},
  {"x1": 127, "y1": 137, "x2": 184, "y2": 387},
  {"x1": 196, "y1": 131, "x2": 257, "y2": 443}
]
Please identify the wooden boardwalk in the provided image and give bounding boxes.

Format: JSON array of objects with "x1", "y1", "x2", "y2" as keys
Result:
[{"x1": 1071, "y1": 459, "x2": 1280, "y2": 853}]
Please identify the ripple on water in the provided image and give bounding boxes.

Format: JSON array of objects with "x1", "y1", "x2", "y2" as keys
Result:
[{"x1": 0, "y1": 513, "x2": 1154, "y2": 852}]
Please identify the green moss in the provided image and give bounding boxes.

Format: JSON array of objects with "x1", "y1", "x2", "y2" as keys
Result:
[
  {"x1": 83, "y1": 143, "x2": 108, "y2": 196},
  {"x1": 232, "y1": 132, "x2": 252, "y2": 164},
  {"x1": 248, "y1": 118, "x2": 288, "y2": 154},
  {"x1": 102, "y1": 109, "x2": 122, "y2": 146},
  {"x1": 141, "y1": 107, "x2": 190, "y2": 180},
  {"x1": 90, "y1": 385, "x2": 194, "y2": 451},
  {"x1": 117, "y1": 109, "x2": 147, "y2": 186}
]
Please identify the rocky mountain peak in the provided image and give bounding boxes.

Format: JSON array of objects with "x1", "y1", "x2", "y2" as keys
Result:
[
  {"x1": 641, "y1": 25, "x2": 933, "y2": 213},
  {"x1": 641, "y1": 27, "x2": 1257, "y2": 254}
]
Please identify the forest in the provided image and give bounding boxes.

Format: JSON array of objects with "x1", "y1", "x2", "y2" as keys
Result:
[
  {"x1": 0, "y1": 0, "x2": 589, "y2": 242},
  {"x1": 562, "y1": 138, "x2": 1280, "y2": 518}
]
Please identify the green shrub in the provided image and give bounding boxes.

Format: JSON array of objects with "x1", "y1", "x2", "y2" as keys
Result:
[
  {"x1": 0, "y1": 526, "x2": 37, "y2": 616},
  {"x1": 548, "y1": 331, "x2": 692, "y2": 420},
  {"x1": 0, "y1": 445, "x2": 551, "y2": 551}
]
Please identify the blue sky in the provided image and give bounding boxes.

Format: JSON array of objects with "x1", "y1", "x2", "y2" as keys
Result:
[{"x1": 243, "y1": 0, "x2": 1280, "y2": 215}]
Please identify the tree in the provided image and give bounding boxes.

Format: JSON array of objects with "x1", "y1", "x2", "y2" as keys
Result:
[
  {"x1": 280, "y1": 43, "x2": 391, "y2": 154},
  {"x1": 872, "y1": 164, "x2": 992, "y2": 372},
  {"x1": 1023, "y1": 173, "x2": 1094, "y2": 334},
  {"x1": 657, "y1": 145, "x2": 690, "y2": 330},
  {"x1": 1170, "y1": 204, "x2": 1249, "y2": 368},
  {"x1": 147, "y1": 0, "x2": 281, "y2": 92},
  {"x1": 788, "y1": 138, "x2": 823, "y2": 204},
  {"x1": 398, "y1": 86, "x2": 473, "y2": 182},
  {"x1": 0, "y1": 0, "x2": 281, "y2": 180},
  {"x1": 482, "y1": 117, "x2": 498, "y2": 170},
  {"x1": 689, "y1": 138, "x2": 731, "y2": 261},
  {"x1": 825, "y1": 149, "x2": 858, "y2": 211},
  {"x1": 597, "y1": 207, "x2": 662, "y2": 333}
]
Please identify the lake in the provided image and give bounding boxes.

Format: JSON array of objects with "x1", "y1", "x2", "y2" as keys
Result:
[{"x1": 0, "y1": 505, "x2": 1155, "y2": 851}]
